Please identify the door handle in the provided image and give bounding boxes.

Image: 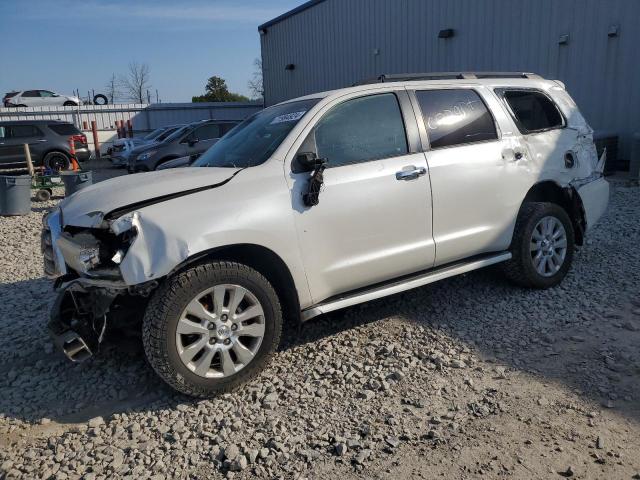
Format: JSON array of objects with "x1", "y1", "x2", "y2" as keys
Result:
[
  {"x1": 38, "y1": 139, "x2": 47, "y2": 143},
  {"x1": 396, "y1": 166, "x2": 427, "y2": 181}
]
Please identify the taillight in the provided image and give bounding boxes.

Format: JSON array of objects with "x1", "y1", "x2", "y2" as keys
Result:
[{"x1": 71, "y1": 134, "x2": 87, "y2": 144}]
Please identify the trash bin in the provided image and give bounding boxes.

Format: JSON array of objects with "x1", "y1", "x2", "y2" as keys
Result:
[
  {"x1": 0, "y1": 175, "x2": 31, "y2": 216},
  {"x1": 61, "y1": 171, "x2": 93, "y2": 196}
]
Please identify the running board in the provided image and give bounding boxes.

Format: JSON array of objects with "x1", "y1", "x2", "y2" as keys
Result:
[{"x1": 301, "y1": 252, "x2": 512, "y2": 321}]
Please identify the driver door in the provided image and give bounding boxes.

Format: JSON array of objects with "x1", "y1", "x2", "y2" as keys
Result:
[{"x1": 288, "y1": 91, "x2": 435, "y2": 304}]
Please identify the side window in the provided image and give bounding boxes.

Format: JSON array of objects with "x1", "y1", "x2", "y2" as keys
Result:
[
  {"x1": 192, "y1": 124, "x2": 221, "y2": 140},
  {"x1": 22, "y1": 90, "x2": 39, "y2": 97},
  {"x1": 0, "y1": 126, "x2": 5, "y2": 139},
  {"x1": 501, "y1": 90, "x2": 564, "y2": 133},
  {"x1": 9, "y1": 125, "x2": 42, "y2": 138},
  {"x1": 39, "y1": 90, "x2": 55, "y2": 97},
  {"x1": 314, "y1": 93, "x2": 408, "y2": 167},
  {"x1": 415, "y1": 89, "x2": 498, "y2": 149}
]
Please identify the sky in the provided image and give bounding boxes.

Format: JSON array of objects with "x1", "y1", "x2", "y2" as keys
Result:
[{"x1": 0, "y1": 0, "x2": 302, "y2": 102}]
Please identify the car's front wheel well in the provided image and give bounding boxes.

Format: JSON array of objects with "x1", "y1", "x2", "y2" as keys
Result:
[
  {"x1": 521, "y1": 181, "x2": 586, "y2": 246},
  {"x1": 170, "y1": 244, "x2": 301, "y2": 329}
]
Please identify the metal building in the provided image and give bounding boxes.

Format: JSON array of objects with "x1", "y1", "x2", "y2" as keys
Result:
[{"x1": 259, "y1": 0, "x2": 640, "y2": 159}]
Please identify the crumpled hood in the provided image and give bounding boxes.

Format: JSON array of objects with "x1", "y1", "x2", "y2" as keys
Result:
[{"x1": 59, "y1": 167, "x2": 239, "y2": 228}]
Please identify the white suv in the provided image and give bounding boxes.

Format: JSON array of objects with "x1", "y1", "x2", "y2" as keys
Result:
[{"x1": 42, "y1": 73, "x2": 609, "y2": 397}]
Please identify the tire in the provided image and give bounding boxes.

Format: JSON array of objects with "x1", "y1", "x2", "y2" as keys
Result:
[
  {"x1": 63, "y1": 101, "x2": 77, "y2": 106},
  {"x1": 15, "y1": 104, "x2": 27, "y2": 108},
  {"x1": 93, "y1": 94, "x2": 108, "y2": 105},
  {"x1": 502, "y1": 202, "x2": 575, "y2": 289},
  {"x1": 43, "y1": 151, "x2": 70, "y2": 172},
  {"x1": 142, "y1": 261, "x2": 283, "y2": 397},
  {"x1": 35, "y1": 189, "x2": 51, "y2": 202}
]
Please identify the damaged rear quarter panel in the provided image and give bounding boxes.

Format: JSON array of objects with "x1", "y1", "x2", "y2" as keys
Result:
[{"x1": 117, "y1": 162, "x2": 314, "y2": 308}]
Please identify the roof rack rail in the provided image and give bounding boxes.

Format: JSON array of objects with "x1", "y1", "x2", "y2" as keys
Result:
[{"x1": 354, "y1": 72, "x2": 543, "y2": 85}]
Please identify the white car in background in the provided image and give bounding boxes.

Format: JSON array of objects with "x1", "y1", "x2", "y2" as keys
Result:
[{"x1": 3, "y1": 90, "x2": 81, "y2": 107}]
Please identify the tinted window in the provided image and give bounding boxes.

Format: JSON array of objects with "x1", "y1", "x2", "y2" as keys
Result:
[
  {"x1": 0, "y1": 127, "x2": 5, "y2": 138},
  {"x1": 194, "y1": 99, "x2": 319, "y2": 168},
  {"x1": 39, "y1": 90, "x2": 55, "y2": 97},
  {"x1": 314, "y1": 93, "x2": 408, "y2": 167},
  {"x1": 48, "y1": 123, "x2": 80, "y2": 135},
  {"x1": 9, "y1": 125, "x2": 42, "y2": 138},
  {"x1": 192, "y1": 123, "x2": 221, "y2": 140},
  {"x1": 22, "y1": 90, "x2": 39, "y2": 97},
  {"x1": 416, "y1": 89, "x2": 498, "y2": 149},
  {"x1": 502, "y1": 90, "x2": 563, "y2": 133}
]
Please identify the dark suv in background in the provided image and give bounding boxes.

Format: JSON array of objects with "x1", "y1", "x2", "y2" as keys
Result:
[
  {"x1": 0, "y1": 120, "x2": 89, "y2": 170},
  {"x1": 128, "y1": 120, "x2": 238, "y2": 172}
]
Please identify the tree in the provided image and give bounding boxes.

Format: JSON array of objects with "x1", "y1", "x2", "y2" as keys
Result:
[
  {"x1": 105, "y1": 73, "x2": 121, "y2": 104},
  {"x1": 192, "y1": 75, "x2": 249, "y2": 102},
  {"x1": 247, "y1": 58, "x2": 264, "y2": 101},
  {"x1": 119, "y1": 62, "x2": 151, "y2": 104}
]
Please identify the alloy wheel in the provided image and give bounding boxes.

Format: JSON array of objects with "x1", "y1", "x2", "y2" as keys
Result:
[
  {"x1": 174, "y1": 284, "x2": 265, "y2": 378},
  {"x1": 530, "y1": 216, "x2": 568, "y2": 277}
]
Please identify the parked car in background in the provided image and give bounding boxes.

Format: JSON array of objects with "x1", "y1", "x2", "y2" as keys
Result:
[
  {"x1": 0, "y1": 120, "x2": 88, "y2": 170},
  {"x1": 128, "y1": 120, "x2": 238, "y2": 172},
  {"x1": 3, "y1": 90, "x2": 81, "y2": 107},
  {"x1": 43, "y1": 73, "x2": 609, "y2": 397},
  {"x1": 110, "y1": 124, "x2": 185, "y2": 167}
]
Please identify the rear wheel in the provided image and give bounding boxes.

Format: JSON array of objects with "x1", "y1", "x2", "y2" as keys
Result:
[
  {"x1": 63, "y1": 101, "x2": 77, "y2": 106},
  {"x1": 43, "y1": 151, "x2": 70, "y2": 172},
  {"x1": 502, "y1": 202, "x2": 575, "y2": 289},
  {"x1": 142, "y1": 261, "x2": 283, "y2": 397}
]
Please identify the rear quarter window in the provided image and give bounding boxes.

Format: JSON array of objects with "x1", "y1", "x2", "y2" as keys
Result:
[
  {"x1": 415, "y1": 89, "x2": 498, "y2": 149},
  {"x1": 498, "y1": 89, "x2": 564, "y2": 133},
  {"x1": 48, "y1": 123, "x2": 81, "y2": 136},
  {"x1": 9, "y1": 125, "x2": 43, "y2": 138}
]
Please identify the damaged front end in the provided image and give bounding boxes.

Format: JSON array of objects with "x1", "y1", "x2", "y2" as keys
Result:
[{"x1": 42, "y1": 208, "x2": 154, "y2": 362}]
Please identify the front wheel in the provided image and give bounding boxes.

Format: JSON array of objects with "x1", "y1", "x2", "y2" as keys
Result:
[
  {"x1": 142, "y1": 261, "x2": 283, "y2": 397},
  {"x1": 502, "y1": 202, "x2": 575, "y2": 289}
]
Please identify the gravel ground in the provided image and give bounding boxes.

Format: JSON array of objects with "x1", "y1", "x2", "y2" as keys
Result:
[{"x1": 1, "y1": 163, "x2": 639, "y2": 479}]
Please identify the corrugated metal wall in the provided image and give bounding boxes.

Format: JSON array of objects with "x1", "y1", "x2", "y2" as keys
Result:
[
  {"x1": 0, "y1": 102, "x2": 262, "y2": 132},
  {"x1": 260, "y1": 0, "x2": 640, "y2": 158}
]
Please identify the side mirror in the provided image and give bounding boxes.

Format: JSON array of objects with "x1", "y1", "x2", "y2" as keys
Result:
[{"x1": 294, "y1": 151, "x2": 326, "y2": 173}]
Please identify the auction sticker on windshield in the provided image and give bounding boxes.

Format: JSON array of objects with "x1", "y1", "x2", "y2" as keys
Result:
[{"x1": 270, "y1": 111, "x2": 306, "y2": 124}]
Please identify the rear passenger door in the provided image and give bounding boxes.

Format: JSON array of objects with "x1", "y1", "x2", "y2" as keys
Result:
[
  {"x1": 19, "y1": 90, "x2": 41, "y2": 107},
  {"x1": 411, "y1": 87, "x2": 534, "y2": 266},
  {"x1": 9, "y1": 124, "x2": 46, "y2": 164},
  {"x1": 0, "y1": 124, "x2": 44, "y2": 166}
]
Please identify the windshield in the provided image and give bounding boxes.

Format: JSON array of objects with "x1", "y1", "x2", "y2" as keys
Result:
[
  {"x1": 161, "y1": 125, "x2": 190, "y2": 143},
  {"x1": 143, "y1": 127, "x2": 165, "y2": 140},
  {"x1": 156, "y1": 126, "x2": 184, "y2": 142},
  {"x1": 194, "y1": 99, "x2": 320, "y2": 168}
]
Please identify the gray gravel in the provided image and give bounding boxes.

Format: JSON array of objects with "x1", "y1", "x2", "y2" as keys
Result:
[{"x1": 1, "y1": 165, "x2": 639, "y2": 479}]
